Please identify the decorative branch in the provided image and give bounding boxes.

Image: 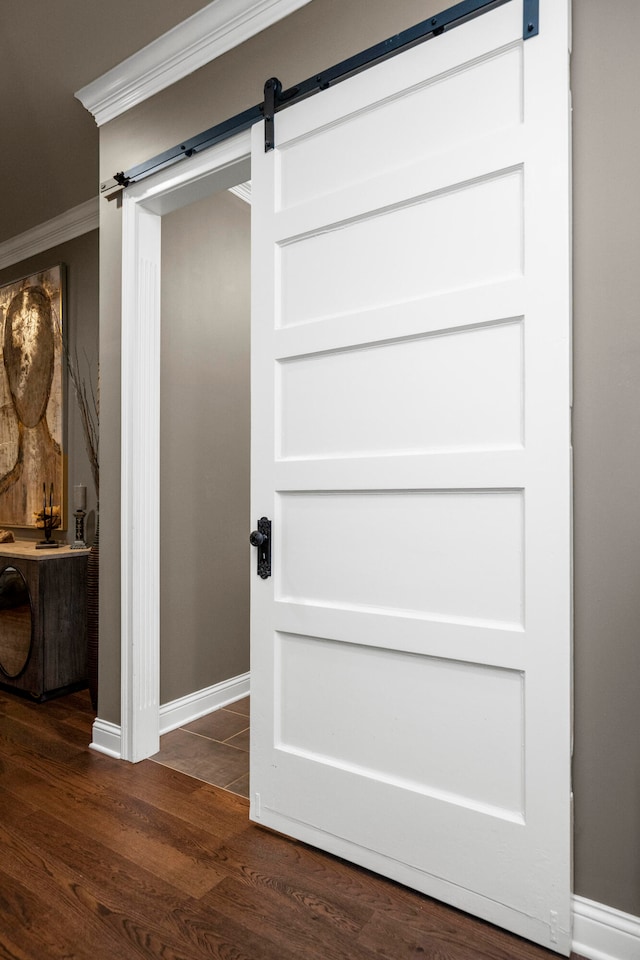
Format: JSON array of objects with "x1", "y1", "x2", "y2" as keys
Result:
[
  {"x1": 66, "y1": 343, "x2": 99, "y2": 502},
  {"x1": 53, "y1": 305, "x2": 99, "y2": 502}
]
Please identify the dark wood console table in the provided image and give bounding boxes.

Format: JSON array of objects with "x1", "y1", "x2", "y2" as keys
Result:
[{"x1": 0, "y1": 543, "x2": 90, "y2": 701}]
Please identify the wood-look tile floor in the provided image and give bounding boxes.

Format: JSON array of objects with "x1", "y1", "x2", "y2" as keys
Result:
[{"x1": 151, "y1": 696, "x2": 250, "y2": 798}]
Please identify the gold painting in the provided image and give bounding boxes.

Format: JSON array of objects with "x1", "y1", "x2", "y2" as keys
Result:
[{"x1": 0, "y1": 265, "x2": 65, "y2": 528}]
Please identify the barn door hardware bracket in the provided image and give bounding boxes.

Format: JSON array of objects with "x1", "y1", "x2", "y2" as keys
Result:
[
  {"x1": 264, "y1": 78, "x2": 282, "y2": 152},
  {"x1": 523, "y1": 0, "x2": 539, "y2": 39},
  {"x1": 250, "y1": 517, "x2": 272, "y2": 579}
]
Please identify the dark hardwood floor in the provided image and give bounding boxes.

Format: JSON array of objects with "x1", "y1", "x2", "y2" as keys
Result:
[{"x1": 0, "y1": 688, "x2": 586, "y2": 960}]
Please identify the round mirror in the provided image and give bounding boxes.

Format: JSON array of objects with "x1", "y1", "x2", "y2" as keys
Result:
[{"x1": 0, "y1": 566, "x2": 32, "y2": 678}]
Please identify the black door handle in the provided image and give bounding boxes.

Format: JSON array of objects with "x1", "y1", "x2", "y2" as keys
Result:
[{"x1": 250, "y1": 517, "x2": 271, "y2": 579}]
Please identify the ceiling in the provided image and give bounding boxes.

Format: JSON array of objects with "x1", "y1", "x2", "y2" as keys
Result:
[{"x1": 0, "y1": 0, "x2": 215, "y2": 245}]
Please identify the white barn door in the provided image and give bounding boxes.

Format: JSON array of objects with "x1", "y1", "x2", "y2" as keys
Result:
[{"x1": 250, "y1": 0, "x2": 572, "y2": 952}]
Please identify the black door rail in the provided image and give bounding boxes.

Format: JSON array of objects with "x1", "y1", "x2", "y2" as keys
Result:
[{"x1": 103, "y1": 0, "x2": 538, "y2": 195}]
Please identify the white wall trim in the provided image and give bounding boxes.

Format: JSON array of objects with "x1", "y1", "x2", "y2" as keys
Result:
[
  {"x1": 120, "y1": 199, "x2": 162, "y2": 763},
  {"x1": 75, "y1": 0, "x2": 312, "y2": 126},
  {"x1": 90, "y1": 717, "x2": 123, "y2": 758},
  {"x1": 572, "y1": 895, "x2": 640, "y2": 960},
  {"x1": 89, "y1": 673, "x2": 250, "y2": 760},
  {"x1": 229, "y1": 181, "x2": 252, "y2": 205},
  {"x1": 120, "y1": 129, "x2": 252, "y2": 764},
  {"x1": 159, "y1": 673, "x2": 250, "y2": 735},
  {"x1": 0, "y1": 198, "x2": 99, "y2": 271}
]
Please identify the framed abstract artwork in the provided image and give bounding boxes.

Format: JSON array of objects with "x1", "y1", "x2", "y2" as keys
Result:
[{"x1": 0, "y1": 265, "x2": 65, "y2": 528}]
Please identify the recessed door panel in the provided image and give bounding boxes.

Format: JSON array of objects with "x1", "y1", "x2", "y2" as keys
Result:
[
  {"x1": 277, "y1": 490, "x2": 524, "y2": 627},
  {"x1": 277, "y1": 29, "x2": 523, "y2": 210},
  {"x1": 278, "y1": 319, "x2": 524, "y2": 459},
  {"x1": 277, "y1": 632, "x2": 524, "y2": 816},
  {"x1": 279, "y1": 170, "x2": 523, "y2": 327}
]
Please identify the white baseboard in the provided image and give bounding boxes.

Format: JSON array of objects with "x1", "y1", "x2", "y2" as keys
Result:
[
  {"x1": 572, "y1": 895, "x2": 640, "y2": 960},
  {"x1": 90, "y1": 718, "x2": 123, "y2": 758},
  {"x1": 90, "y1": 671, "x2": 250, "y2": 759},
  {"x1": 159, "y1": 672, "x2": 250, "y2": 735}
]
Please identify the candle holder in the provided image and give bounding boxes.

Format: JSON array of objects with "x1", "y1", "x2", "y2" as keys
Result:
[
  {"x1": 71, "y1": 510, "x2": 87, "y2": 550},
  {"x1": 36, "y1": 506, "x2": 60, "y2": 548},
  {"x1": 35, "y1": 481, "x2": 60, "y2": 549}
]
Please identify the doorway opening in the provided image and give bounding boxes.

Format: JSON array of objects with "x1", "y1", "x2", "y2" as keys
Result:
[
  {"x1": 152, "y1": 180, "x2": 252, "y2": 795},
  {"x1": 118, "y1": 131, "x2": 251, "y2": 763}
]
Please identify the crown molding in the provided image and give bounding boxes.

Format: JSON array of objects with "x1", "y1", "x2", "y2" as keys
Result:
[
  {"x1": 75, "y1": 0, "x2": 313, "y2": 127},
  {"x1": 0, "y1": 198, "x2": 99, "y2": 272}
]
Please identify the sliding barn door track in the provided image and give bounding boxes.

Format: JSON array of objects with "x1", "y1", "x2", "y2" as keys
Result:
[{"x1": 103, "y1": 0, "x2": 539, "y2": 195}]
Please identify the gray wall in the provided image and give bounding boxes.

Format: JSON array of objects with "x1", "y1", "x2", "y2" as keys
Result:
[
  {"x1": 97, "y1": 0, "x2": 640, "y2": 917},
  {"x1": 571, "y1": 3, "x2": 640, "y2": 915},
  {"x1": 160, "y1": 190, "x2": 250, "y2": 703},
  {"x1": 0, "y1": 231, "x2": 100, "y2": 541}
]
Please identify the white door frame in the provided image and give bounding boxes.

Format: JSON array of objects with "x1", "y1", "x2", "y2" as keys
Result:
[{"x1": 119, "y1": 132, "x2": 251, "y2": 761}]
